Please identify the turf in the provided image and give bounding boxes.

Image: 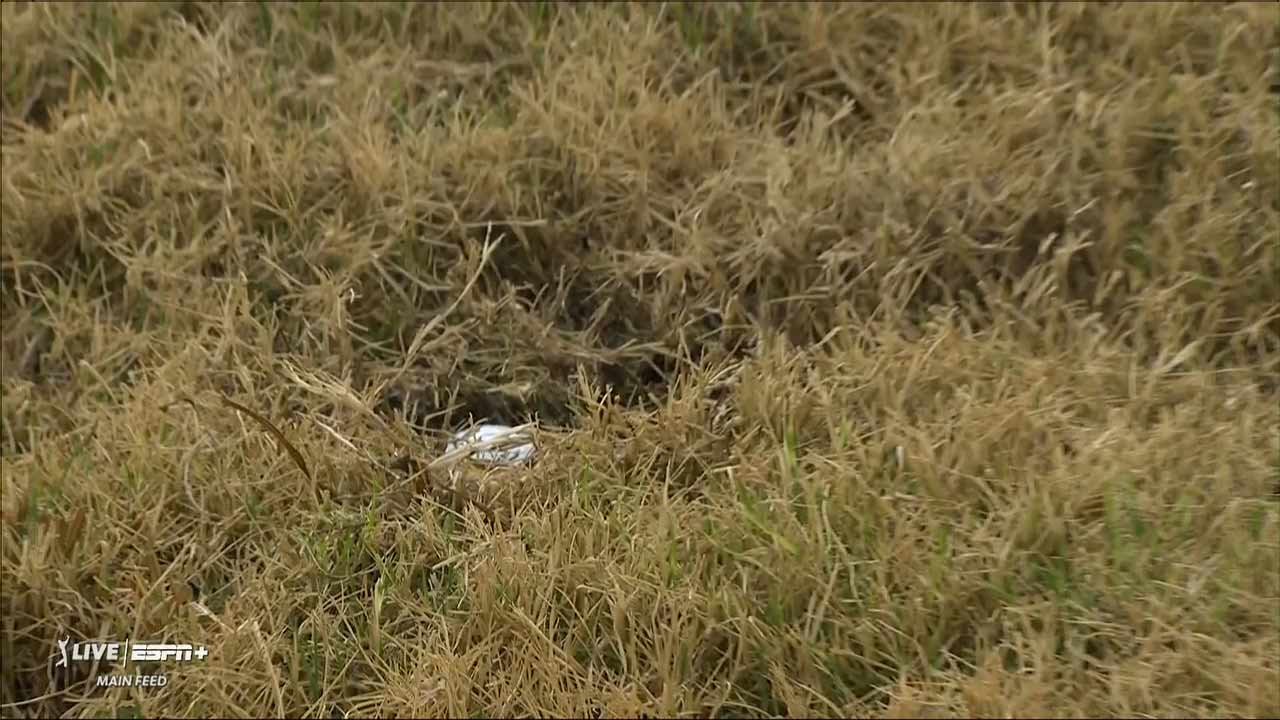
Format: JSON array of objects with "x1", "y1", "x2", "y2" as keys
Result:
[{"x1": 2, "y1": 2, "x2": 1278, "y2": 717}]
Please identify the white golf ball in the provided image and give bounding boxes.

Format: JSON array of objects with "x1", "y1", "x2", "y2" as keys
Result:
[{"x1": 446, "y1": 424, "x2": 537, "y2": 466}]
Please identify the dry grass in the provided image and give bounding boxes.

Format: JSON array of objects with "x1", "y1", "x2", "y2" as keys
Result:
[{"x1": 2, "y1": 2, "x2": 1278, "y2": 717}]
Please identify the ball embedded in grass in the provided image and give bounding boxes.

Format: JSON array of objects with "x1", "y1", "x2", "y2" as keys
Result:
[{"x1": 445, "y1": 423, "x2": 537, "y2": 466}]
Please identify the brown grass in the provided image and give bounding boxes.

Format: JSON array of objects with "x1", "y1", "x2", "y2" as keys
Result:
[{"x1": 2, "y1": 2, "x2": 1278, "y2": 717}]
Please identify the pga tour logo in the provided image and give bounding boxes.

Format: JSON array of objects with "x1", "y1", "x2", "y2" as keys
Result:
[
  {"x1": 54, "y1": 637, "x2": 208, "y2": 688},
  {"x1": 55, "y1": 637, "x2": 209, "y2": 666}
]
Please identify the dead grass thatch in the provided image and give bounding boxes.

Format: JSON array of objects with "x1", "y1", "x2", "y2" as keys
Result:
[{"x1": 2, "y1": 2, "x2": 1278, "y2": 717}]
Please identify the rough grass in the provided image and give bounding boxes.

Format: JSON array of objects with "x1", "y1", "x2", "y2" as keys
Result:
[{"x1": 2, "y1": 2, "x2": 1278, "y2": 717}]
